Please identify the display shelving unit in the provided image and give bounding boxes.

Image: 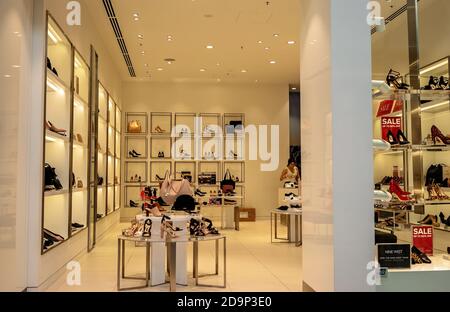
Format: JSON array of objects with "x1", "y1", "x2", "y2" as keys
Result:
[
  {"x1": 123, "y1": 112, "x2": 246, "y2": 210},
  {"x1": 373, "y1": 56, "x2": 450, "y2": 253}
]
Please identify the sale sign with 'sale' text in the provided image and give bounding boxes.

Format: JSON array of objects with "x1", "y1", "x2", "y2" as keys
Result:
[{"x1": 412, "y1": 225, "x2": 434, "y2": 256}]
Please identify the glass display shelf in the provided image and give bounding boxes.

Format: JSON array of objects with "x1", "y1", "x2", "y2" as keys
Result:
[
  {"x1": 72, "y1": 187, "x2": 87, "y2": 193},
  {"x1": 45, "y1": 130, "x2": 70, "y2": 143},
  {"x1": 44, "y1": 189, "x2": 69, "y2": 197},
  {"x1": 46, "y1": 68, "x2": 69, "y2": 94},
  {"x1": 410, "y1": 222, "x2": 450, "y2": 233}
]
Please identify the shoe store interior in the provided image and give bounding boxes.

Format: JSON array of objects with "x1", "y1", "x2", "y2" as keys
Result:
[{"x1": 1, "y1": 0, "x2": 450, "y2": 292}]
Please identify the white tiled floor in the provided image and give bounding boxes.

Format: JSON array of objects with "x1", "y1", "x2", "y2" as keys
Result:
[{"x1": 45, "y1": 220, "x2": 303, "y2": 292}]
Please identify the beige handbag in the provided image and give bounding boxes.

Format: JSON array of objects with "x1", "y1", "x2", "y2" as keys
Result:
[{"x1": 127, "y1": 120, "x2": 142, "y2": 133}]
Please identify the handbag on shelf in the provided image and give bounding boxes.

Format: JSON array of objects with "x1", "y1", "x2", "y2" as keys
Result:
[
  {"x1": 160, "y1": 171, "x2": 193, "y2": 205},
  {"x1": 220, "y1": 169, "x2": 236, "y2": 193},
  {"x1": 127, "y1": 120, "x2": 142, "y2": 133},
  {"x1": 425, "y1": 164, "x2": 444, "y2": 186}
]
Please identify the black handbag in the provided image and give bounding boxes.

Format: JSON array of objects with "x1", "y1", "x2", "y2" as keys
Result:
[
  {"x1": 44, "y1": 163, "x2": 63, "y2": 190},
  {"x1": 425, "y1": 164, "x2": 443, "y2": 186},
  {"x1": 172, "y1": 195, "x2": 196, "y2": 212},
  {"x1": 220, "y1": 169, "x2": 236, "y2": 193}
]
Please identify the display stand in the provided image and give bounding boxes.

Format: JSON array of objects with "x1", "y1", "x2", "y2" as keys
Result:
[{"x1": 135, "y1": 214, "x2": 190, "y2": 286}]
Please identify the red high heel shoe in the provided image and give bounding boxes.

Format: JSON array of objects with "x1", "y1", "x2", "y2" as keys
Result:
[
  {"x1": 389, "y1": 180, "x2": 412, "y2": 201},
  {"x1": 431, "y1": 125, "x2": 450, "y2": 145}
]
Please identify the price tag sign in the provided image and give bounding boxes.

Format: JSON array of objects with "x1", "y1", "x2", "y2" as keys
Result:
[
  {"x1": 377, "y1": 244, "x2": 411, "y2": 269},
  {"x1": 381, "y1": 117, "x2": 402, "y2": 142},
  {"x1": 412, "y1": 225, "x2": 434, "y2": 256}
]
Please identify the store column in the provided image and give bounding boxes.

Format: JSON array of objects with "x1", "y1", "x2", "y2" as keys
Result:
[{"x1": 300, "y1": 0, "x2": 374, "y2": 292}]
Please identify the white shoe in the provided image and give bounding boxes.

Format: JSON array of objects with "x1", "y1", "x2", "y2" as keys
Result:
[
  {"x1": 374, "y1": 190, "x2": 392, "y2": 203},
  {"x1": 373, "y1": 139, "x2": 391, "y2": 151}
]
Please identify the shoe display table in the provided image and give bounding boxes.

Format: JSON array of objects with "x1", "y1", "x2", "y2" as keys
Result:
[
  {"x1": 270, "y1": 209, "x2": 302, "y2": 247},
  {"x1": 117, "y1": 235, "x2": 188, "y2": 292},
  {"x1": 117, "y1": 233, "x2": 227, "y2": 291},
  {"x1": 135, "y1": 214, "x2": 190, "y2": 286}
]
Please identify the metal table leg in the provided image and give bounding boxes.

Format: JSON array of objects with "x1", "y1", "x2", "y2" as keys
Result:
[
  {"x1": 168, "y1": 242, "x2": 177, "y2": 292},
  {"x1": 117, "y1": 238, "x2": 150, "y2": 291},
  {"x1": 194, "y1": 237, "x2": 227, "y2": 288},
  {"x1": 193, "y1": 241, "x2": 198, "y2": 280}
]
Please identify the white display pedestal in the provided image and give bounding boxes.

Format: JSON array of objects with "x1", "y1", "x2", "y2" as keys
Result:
[
  {"x1": 278, "y1": 187, "x2": 301, "y2": 242},
  {"x1": 136, "y1": 214, "x2": 190, "y2": 286}
]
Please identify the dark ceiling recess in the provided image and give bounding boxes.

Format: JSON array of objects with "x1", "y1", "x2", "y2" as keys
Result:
[
  {"x1": 102, "y1": 0, "x2": 136, "y2": 77},
  {"x1": 371, "y1": 1, "x2": 418, "y2": 35}
]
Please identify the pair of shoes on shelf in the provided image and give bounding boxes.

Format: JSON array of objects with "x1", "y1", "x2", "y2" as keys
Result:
[
  {"x1": 427, "y1": 183, "x2": 450, "y2": 201},
  {"x1": 195, "y1": 189, "x2": 206, "y2": 197},
  {"x1": 158, "y1": 151, "x2": 165, "y2": 158},
  {"x1": 129, "y1": 200, "x2": 139, "y2": 208},
  {"x1": 418, "y1": 214, "x2": 440, "y2": 227},
  {"x1": 129, "y1": 150, "x2": 141, "y2": 158},
  {"x1": 43, "y1": 228, "x2": 64, "y2": 243},
  {"x1": 154, "y1": 126, "x2": 166, "y2": 134},
  {"x1": 278, "y1": 206, "x2": 289, "y2": 211},
  {"x1": 411, "y1": 246, "x2": 432, "y2": 265},
  {"x1": 389, "y1": 180, "x2": 415, "y2": 202},
  {"x1": 423, "y1": 76, "x2": 449, "y2": 90},
  {"x1": 386, "y1": 130, "x2": 410, "y2": 146},
  {"x1": 130, "y1": 174, "x2": 142, "y2": 182}
]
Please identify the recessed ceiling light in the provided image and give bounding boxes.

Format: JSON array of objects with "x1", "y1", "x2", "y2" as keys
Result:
[
  {"x1": 216, "y1": 63, "x2": 220, "y2": 66},
  {"x1": 273, "y1": 34, "x2": 280, "y2": 37},
  {"x1": 206, "y1": 45, "x2": 214, "y2": 49},
  {"x1": 157, "y1": 68, "x2": 163, "y2": 71},
  {"x1": 138, "y1": 34, "x2": 144, "y2": 39},
  {"x1": 217, "y1": 78, "x2": 221, "y2": 82},
  {"x1": 200, "y1": 69, "x2": 206, "y2": 72},
  {"x1": 269, "y1": 60, "x2": 276, "y2": 64},
  {"x1": 167, "y1": 35, "x2": 173, "y2": 42},
  {"x1": 133, "y1": 13, "x2": 140, "y2": 21},
  {"x1": 241, "y1": 69, "x2": 247, "y2": 73},
  {"x1": 4, "y1": 74, "x2": 12, "y2": 78},
  {"x1": 257, "y1": 40, "x2": 263, "y2": 44},
  {"x1": 12, "y1": 65, "x2": 21, "y2": 68},
  {"x1": 288, "y1": 40, "x2": 296, "y2": 45},
  {"x1": 291, "y1": 87, "x2": 297, "y2": 90},
  {"x1": 264, "y1": 47, "x2": 270, "y2": 51},
  {"x1": 144, "y1": 64, "x2": 148, "y2": 67},
  {"x1": 141, "y1": 51, "x2": 145, "y2": 55}
]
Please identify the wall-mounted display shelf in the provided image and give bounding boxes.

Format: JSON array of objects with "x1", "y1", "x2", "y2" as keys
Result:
[
  {"x1": 174, "y1": 113, "x2": 196, "y2": 137},
  {"x1": 126, "y1": 136, "x2": 148, "y2": 159},
  {"x1": 150, "y1": 112, "x2": 172, "y2": 135},
  {"x1": 125, "y1": 112, "x2": 148, "y2": 135},
  {"x1": 125, "y1": 161, "x2": 148, "y2": 184},
  {"x1": 150, "y1": 137, "x2": 172, "y2": 159},
  {"x1": 150, "y1": 161, "x2": 171, "y2": 183}
]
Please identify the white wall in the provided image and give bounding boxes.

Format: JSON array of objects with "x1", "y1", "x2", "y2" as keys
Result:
[
  {"x1": 121, "y1": 82, "x2": 290, "y2": 219},
  {"x1": 300, "y1": 0, "x2": 374, "y2": 292},
  {"x1": 0, "y1": 0, "x2": 34, "y2": 292}
]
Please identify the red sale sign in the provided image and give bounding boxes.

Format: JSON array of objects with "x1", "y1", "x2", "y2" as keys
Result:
[
  {"x1": 377, "y1": 100, "x2": 394, "y2": 117},
  {"x1": 392, "y1": 100, "x2": 404, "y2": 113},
  {"x1": 381, "y1": 117, "x2": 402, "y2": 142},
  {"x1": 412, "y1": 225, "x2": 433, "y2": 256}
]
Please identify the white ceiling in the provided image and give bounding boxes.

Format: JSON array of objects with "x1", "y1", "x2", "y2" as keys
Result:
[{"x1": 85, "y1": 0, "x2": 301, "y2": 84}]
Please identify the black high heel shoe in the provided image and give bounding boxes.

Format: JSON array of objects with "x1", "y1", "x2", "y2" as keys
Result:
[
  {"x1": 411, "y1": 246, "x2": 432, "y2": 264},
  {"x1": 129, "y1": 151, "x2": 138, "y2": 158},
  {"x1": 386, "y1": 69, "x2": 409, "y2": 90},
  {"x1": 387, "y1": 130, "x2": 398, "y2": 145},
  {"x1": 437, "y1": 76, "x2": 449, "y2": 90},
  {"x1": 132, "y1": 149, "x2": 141, "y2": 156},
  {"x1": 129, "y1": 200, "x2": 139, "y2": 208},
  {"x1": 423, "y1": 76, "x2": 439, "y2": 90},
  {"x1": 155, "y1": 174, "x2": 163, "y2": 181},
  {"x1": 142, "y1": 219, "x2": 152, "y2": 237},
  {"x1": 397, "y1": 130, "x2": 410, "y2": 145}
]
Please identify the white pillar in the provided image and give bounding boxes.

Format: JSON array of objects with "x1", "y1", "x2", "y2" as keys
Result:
[{"x1": 300, "y1": 0, "x2": 374, "y2": 292}]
